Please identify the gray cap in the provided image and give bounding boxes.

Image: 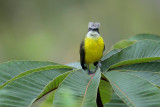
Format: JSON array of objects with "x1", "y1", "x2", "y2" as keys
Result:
[{"x1": 88, "y1": 22, "x2": 100, "y2": 29}]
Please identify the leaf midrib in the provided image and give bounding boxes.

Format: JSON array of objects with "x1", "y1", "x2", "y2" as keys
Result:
[
  {"x1": 109, "y1": 80, "x2": 135, "y2": 107},
  {"x1": 81, "y1": 74, "x2": 95, "y2": 107}
]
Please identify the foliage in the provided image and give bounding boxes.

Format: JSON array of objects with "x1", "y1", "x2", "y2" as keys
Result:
[{"x1": 0, "y1": 34, "x2": 160, "y2": 107}]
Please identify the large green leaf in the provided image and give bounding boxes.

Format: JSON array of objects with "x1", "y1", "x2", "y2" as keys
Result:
[
  {"x1": 105, "y1": 93, "x2": 127, "y2": 107},
  {"x1": 101, "y1": 40, "x2": 160, "y2": 71},
  {"x1": 0, "y1": 65, "x2": 72, "y2": 89},
  {"x1": 109, "y1": 62, "x2": 160, "y2": 87},
  {"x1": 101, "y1": 49, "x2": 121, "y2": 61},
  {"x1": 66, "y1": 62, "x2": 96, "y2": 72},
  {"x1": 53, "y1": 69, "x2": 101, "y2": 107},
  {"x1": 111, "y1": 40, "x2": 136, "y2": 50},
  {"x1": 38, "y1": 91, "x2": 55, "y2": 107},
  {"x1": 102, "y1": 34, "x2": 160, "y2": 65},
  {"x1": 0, "y1": 61, "x2": 57, "y2": 86},
  {"x1": 35, "y1": 69, "x2": 75, "y2": 102},
  {"x1": 104, "y1": 71, "x2": 160, "y2": 107},
  {"x1": 111, "y1": 62, "x2": 160, "y2": 72},
  {"x1": 103, "y1": 34, "x2": 160, "y2": 62},
  {"x1": 128, "y1": 34, "x2": 160, "y2": 41},
  {"x1": 125, "y1": 71, "x2": 160, "y2": 87},
  {"x1": 99, "y1": 79, "x2": 113, "y2": 105},
  {"x1": 0, "y1": 64, "x2": 73, "y2": 107},
  {"x1": 66, "y1": 62, "x2": 82, "y2": 69}
]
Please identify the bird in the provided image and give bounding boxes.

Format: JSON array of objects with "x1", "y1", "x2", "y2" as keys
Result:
[{"x1": 80, "y1": 22, "x2": 105, "y2": 74}]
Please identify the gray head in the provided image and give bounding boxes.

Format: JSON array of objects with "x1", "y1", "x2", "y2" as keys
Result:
[
  {"x1": 87, "y1": 22, "x2": 100, "y2": 38},
  {"x1": 88, "y1": 22, "x2": 100, "y2": 33}
]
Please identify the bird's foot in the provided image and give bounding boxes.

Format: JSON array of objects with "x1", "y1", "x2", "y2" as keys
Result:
[
  {"x1": 93, "y1": 62, "x2": 102, "y2": 72},
  {"x1": 88, "y1": 70, "x2": 95, "y2": 74}
]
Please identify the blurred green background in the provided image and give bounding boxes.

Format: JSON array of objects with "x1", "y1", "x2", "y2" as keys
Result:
[
  {"x1": 1, "y1": 0, "x2": 160, "y2": 64},
  {"x1": 1, "y1": 0, "x2": 160, "y2": 106}
]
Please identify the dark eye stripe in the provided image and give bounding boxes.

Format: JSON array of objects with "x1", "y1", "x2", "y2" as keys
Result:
[
  {"x1": 92, "y1": 28, "x2": 98, "y2": 31},
  {"x1": 88, "y1": 28, "x2": 100, "y2": 33},
  {"x1": 88, "y1": 28, "x2": 92, "y2": 31}
]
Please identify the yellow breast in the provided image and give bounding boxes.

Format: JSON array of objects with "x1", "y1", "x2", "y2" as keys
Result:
[{"x1": 84, "y1": 36, "x2": 104, "y2": 64}]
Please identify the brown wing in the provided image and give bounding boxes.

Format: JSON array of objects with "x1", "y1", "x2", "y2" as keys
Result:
[{"x1": 79, "y1": 40, "x2": 87, "y2": 70}]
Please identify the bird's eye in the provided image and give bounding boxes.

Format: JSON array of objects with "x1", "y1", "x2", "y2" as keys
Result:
[{"x1": 88, "y1": 28, "x2": 92, "y2": 31}]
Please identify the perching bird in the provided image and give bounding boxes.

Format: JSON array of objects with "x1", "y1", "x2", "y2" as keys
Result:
[{"x1": 80, "y1": 22, "x2": 105, "y2": 74}]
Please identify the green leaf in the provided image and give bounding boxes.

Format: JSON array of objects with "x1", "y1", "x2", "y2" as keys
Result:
[
  {"x1": 54, "y1": 87, "x2": 78, "y2": 107},
  {"x1": 35, "y1": 69, "x2": 75, "y2": 102},
  {"x1": 103, "y1": 34, "x2": 160, "y2": 62},
  {"x1": 128, "y1": 34, "x2": 160, "y2": 41},
  {"x1": 66, "y1": 62, "x2": 82, "y2": 69},
  {"x1": 66, "y1": 62, "x2": 96, "y2": 72},
  {"x1": 0, "y1": 61, "x2": 57, "y2": 86},
  {"x1": 101, "y1": 49, "x2": 121, "y2": 61},
  {"x1": 104, "y1": 71, "x2": 160, "y2": 107},
  {"x1": 0, "y1": 65, "x2": 71, "y2": 89},
  {"x1": 99, "y1": 79, "x2": 113, "y2": 105},
  {"x1": 111, "y1": 40, "x2": 136, "y2": 50},
  {"x1": 53, "y1": 68, "x2": 101, "y2": 107},
  {"x1": 39, "y1": 91, "x2": 55, "y2": 107},
  {"x1": 0, "y1": 65, "x2": 72, "y2": 107},
  {"x1": 125, "y1": 71, "x2": 160, "y2": 87},
  {"x1": 105, "y1": 93, "x2": 127, "y2": 107},
  {"x1": 111, "y1": 62, "x2": 160, "y2": 72},
  {"x1": 110, "y1": 62, "x2": 160, "y2": 87},
  {"x1": 101, "y1": 40, "x2": 160, "y2": 71}
]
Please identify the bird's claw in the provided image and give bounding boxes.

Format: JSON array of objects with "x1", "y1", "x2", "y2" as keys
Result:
[{"x1": 88, "y1": 70, "x2": 94, "y2": 74}]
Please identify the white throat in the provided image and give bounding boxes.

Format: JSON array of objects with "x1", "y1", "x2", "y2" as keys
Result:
[{"x1": 87, "y1": 31, "x2": 100, "y2": 38}]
